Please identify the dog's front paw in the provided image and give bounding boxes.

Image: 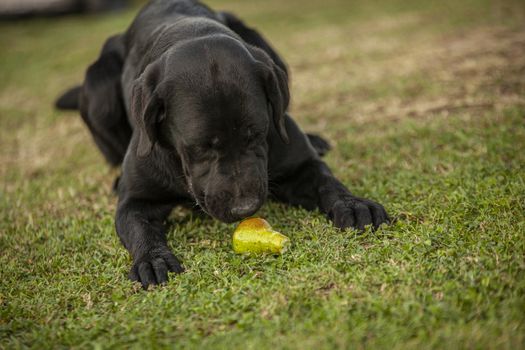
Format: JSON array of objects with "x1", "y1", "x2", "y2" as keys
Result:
[
  {"x1": 129, "y1": 246, "x2": 184, "y2": 289},
  {"x1": 328, "y1": 197, "x2": 389, "y2": 231}
]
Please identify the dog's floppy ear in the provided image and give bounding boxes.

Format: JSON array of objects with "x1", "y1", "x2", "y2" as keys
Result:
[
  {"x1": 131, "y1": 64, "x2": 166, "y2": 158},
  {"x1": 253, "y1": 51, "x2": 290, "y2": 144}
]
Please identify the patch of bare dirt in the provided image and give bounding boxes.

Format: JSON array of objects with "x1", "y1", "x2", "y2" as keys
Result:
[
  {"x1": 361, "y1": 27, "x2": 525, "y2": 121},
  {"x1": 290, "y1": 22, "x2": 525, "y2": 131}
]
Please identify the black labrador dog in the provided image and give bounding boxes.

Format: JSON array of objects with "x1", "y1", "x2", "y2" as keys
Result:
[{"x1": 56, "y1": 0, "x2": 389, "y2": 289}]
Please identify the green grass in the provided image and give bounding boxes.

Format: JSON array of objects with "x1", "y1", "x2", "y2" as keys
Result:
[{"x1": 1, "y1": 0, "x2": 525, "y2": 348}]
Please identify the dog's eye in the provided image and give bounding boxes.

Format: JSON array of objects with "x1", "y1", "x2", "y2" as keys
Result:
[
  {"x1": 246, "y1": 128, "x2": 265, "y2": 142},
  {"x1": 209, "y1": 136, "x2": 220, "y2": 148},
  {"x1": 246, "y1": 128, "x2": 263, "y2": 141}
]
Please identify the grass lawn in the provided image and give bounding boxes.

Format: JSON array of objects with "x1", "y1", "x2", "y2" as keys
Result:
[{"x1": 1, "y1": 0, "x2": 525, "y2": 348}]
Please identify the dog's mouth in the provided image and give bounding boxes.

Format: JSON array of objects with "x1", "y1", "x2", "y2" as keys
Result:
[{"x1": 181, "y1": 161, "x2": 267, "y2": 223}]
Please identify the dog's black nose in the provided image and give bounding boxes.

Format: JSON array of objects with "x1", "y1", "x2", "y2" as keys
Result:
[{"x1": 230, "y1": 199, "x2": 259, "y2": 218}]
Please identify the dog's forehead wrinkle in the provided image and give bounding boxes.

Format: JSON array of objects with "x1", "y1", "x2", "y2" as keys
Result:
[{"x1": 209, "y1": 60, "x2": 219, "y2": 79}]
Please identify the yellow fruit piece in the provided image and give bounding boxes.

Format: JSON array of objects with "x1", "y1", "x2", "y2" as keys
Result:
[{"x1": 233, "y1": 218, "x2": 290, "y2": 255}]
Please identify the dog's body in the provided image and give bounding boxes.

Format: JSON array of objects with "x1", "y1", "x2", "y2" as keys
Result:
[{"x1": 57, "y1": 0, "x2": 389, "y2": 288}]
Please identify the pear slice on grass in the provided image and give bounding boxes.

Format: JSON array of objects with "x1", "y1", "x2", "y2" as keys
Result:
[{"x1": 233, "y1": 218, "x2": 290, "y2": 255}]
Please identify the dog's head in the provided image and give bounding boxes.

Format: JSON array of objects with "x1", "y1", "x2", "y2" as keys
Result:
[{"x1": 131, "y1": 36, "x2": 289, "y2": 222}]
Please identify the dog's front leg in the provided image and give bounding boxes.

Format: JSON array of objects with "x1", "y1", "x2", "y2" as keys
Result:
[
  {"x1": 269, "y1": 116, "x2": 389, "y2": 231},
  {"x1": 115, "y1": 199, "x2": 183, "y2": 289},
  {"x1": 273, "y1": 159, "x2": 389, "y2": 230}
]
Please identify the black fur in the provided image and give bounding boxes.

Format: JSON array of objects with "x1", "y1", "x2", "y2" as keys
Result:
[{"x1": 56, "y1": 0, "x2": 389, "y2": 289}]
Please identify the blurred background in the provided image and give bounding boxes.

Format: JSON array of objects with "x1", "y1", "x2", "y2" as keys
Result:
[
  {"x1": 1, "y1": 0, "x2": 523, "y2": 178},
  {"x1": 0, "y1": 0, "x2": 129, "y2": 18},
  {"x1": 1, "y1": 0, "x2": 523, "y2": 179}
]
